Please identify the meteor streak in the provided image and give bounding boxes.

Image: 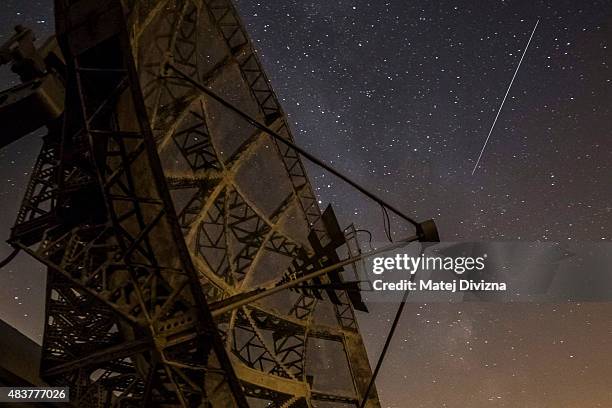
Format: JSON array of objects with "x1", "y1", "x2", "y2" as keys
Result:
[{"x1": 472, "y1": 19, "x2": 540, "y2": 175}]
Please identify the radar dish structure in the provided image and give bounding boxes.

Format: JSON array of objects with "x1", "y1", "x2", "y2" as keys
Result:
[{"x1": 1, "y1": 0, "x2": 389, "y2": 407}]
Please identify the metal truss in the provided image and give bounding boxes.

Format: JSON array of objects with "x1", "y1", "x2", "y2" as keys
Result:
[
  {"x1": 11, "y1": 129, "x2": 61, "y2": 246},
  {"x1": 12, "y1": 0, "x2": 248, "y2": 406},
  {"x1": 9, "y1": 0, "x2": 381, "y2": 406},
  {"x1": 132, "y1": 0, "x2": 381, "y2": 405},
  {"x1": 142, "y1": 1, "x2": 380, "y2": 405}
]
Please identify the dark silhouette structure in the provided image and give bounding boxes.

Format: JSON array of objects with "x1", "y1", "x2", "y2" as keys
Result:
[{"x1": 0, "y1": 1, "x2": 399, "y2": 406}]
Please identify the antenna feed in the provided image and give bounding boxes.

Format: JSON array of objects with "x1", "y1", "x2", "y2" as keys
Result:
[{"x1": 417, "y1": 219, "x2": 439, "y2": 242}]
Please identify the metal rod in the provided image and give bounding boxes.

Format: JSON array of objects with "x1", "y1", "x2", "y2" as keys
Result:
[
  {"x1": 211, "y1": 235, "x2": 419, "y2": 317},
  {"x1": 358, "y1": 277, "x2": 413, "y2": 408},
  {"x1": 164, "y1": 63, "x2": 420, "y2": 229}
]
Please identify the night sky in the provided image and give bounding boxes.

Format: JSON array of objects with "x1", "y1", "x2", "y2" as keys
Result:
[{"x1": 1, "y1": 1, "x2": 612, "y2": 407}]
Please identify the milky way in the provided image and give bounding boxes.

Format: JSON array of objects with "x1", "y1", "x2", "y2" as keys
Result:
[{"x1": 1, "y1": 1, "x2": 611, "y2": 406}]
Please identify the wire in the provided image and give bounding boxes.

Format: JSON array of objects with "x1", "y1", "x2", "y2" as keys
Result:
[
  {"x1": 354, "y1": 229, "x2": 374, "y2": 251},
  {"x1": 163, "y1": 64, "x2": 422, "y2": 232},
  {"x1": 381, "y1": 204, "x2": 393, "y2": 242},
  {"x1": 381, "y1": 205, "x2": 389, "y2": 241},
  {"x1": 0, "y1": 247, "x2": 20, "y2": 269}
]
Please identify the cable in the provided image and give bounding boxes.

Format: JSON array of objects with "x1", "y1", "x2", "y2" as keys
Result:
[
  {"x1": 163, "y1": 64, "x2": 422, "y2": 231},
  {"x1": 0, "y1": 247, "x2": 20, "y2": 269},
  {"x1": 354, "y1": 229, "x2": 374, "y2": 251},
  {"x1": 381, "y1": 204, "x2": 393, "y2": 242}
]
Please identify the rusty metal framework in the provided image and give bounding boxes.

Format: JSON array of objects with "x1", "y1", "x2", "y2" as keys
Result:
[{"x1": 4, "y1": 0, "x2": 386, "y2": 406}]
